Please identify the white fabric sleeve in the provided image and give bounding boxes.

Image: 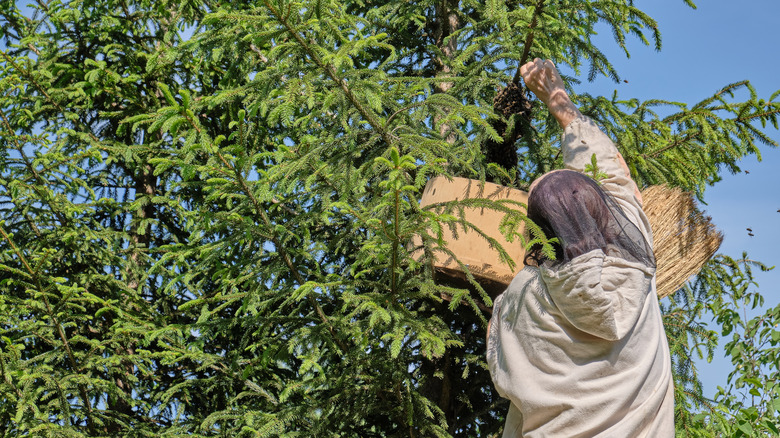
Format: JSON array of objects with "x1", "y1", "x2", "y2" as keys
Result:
[{"x1": 561, "y1": 116, "x2": 651, "y2": 238}]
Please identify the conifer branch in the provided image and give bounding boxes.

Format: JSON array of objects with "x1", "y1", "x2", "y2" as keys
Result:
[
  {"x1": 0, "y1": 108, "x2": 75, "y2": 229},
  {"x1": 0, "y1": 352, "x2": 23, "y2": 399},
  {"x1": 736, "y1": 107, "x2": 780, "y2": 123},
  {"x1": 645, "y1": 104, "x2": 780, "y2": 160},
  {"x1": 262, "y1": 0, "x2": 393, "y2": 148},
  {"x1": 0, "y1": 50, "x2": 108, "y2": 150},
  {"x1": 391, "y1": 182, "x2": 400, "y2": 296},
  {"x1": 646, "y1": 130, "x2": 700, "y2": 158},
  {"x1": 0, "y1": 225, "x2": 95, "y2": 416},
  {"x1": 0, "y1": 224, "x2": 33, "y2": 276},
  {"x1": 182, "y1": 111, "x2": 347, "y2": 354},
  {"x1": 513, "y1": 0, "x2": 546, "y2": 84}
]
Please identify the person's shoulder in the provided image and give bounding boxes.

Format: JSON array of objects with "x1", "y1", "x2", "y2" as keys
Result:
[
  {"x1": 504, "y1": 265, "x2": 544, "y2": 295},
  {"x1": 511, "y1": 265, "x2": 541, "y2": 282}
]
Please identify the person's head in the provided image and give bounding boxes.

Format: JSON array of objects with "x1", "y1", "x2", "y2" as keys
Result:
[{"x1": 524, "y1": 169, "x2": 653, "y2": 268}]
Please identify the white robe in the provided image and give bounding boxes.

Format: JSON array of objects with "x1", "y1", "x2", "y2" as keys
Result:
[{"x1": 486, "y1": 116, "x2": 675, "y2": 437}]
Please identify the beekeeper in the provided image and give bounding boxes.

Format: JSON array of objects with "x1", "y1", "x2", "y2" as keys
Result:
[{"x1": 486, "y1": 58, "x2": 675, "y2": 437}]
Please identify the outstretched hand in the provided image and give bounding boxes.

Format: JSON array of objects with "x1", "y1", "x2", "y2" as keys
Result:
[
  {"x1": 520, "y1": 58, "x2": 581, "y2": 129},
  {"x1": 521, "y1": 59, "x2": 641, "y2": 200}
]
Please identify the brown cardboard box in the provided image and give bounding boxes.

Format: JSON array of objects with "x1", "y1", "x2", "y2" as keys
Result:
[{"x1": 416, "y1": 176, "x2": 529, "y2": 296}]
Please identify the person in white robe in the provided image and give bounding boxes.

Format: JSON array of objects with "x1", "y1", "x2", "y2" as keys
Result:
[{"x1": 486, "y1": 58, "x2": 675, "y2": 437}]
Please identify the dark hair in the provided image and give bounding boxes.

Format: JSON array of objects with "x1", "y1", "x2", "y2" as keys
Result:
[{"x1": 524, "y1": 170, "x2": 654, "y2": 268}]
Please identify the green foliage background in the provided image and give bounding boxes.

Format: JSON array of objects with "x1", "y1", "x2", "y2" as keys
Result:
[{"x1": 0, "y1": 0, "x2": 778, "y2": 436}]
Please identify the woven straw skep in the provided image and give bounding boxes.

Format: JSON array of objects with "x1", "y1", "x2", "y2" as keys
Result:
[{"x1": 641, "y1": 185, "x2": 723, "y2": 299}]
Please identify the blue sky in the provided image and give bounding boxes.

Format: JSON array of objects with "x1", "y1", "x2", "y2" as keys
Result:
[{"x1": 573, "y1": 0, "x2": 780, "y2": 398}]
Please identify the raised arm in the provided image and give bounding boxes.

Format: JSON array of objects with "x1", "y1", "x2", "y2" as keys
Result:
[
  {"x1": 521, "y1": 60, "x2": 656, "y2": 341},
  {"x1": 520, "y1": 59, "x2": 644, "y2": 210}
]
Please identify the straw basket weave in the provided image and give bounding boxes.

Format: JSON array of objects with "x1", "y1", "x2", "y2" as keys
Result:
[{"x1": 641, "y1": 185, "x2": 723, "y2": 299}]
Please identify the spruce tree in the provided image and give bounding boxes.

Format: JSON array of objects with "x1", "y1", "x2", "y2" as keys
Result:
[{"x1": 1, "y1": 0, "x2": 778, "y2": 436}]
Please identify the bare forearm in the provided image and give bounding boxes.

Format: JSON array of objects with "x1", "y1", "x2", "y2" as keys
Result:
[
  {"x1": 547, "y1": 89, "x2": 581, "y2": 130},
  {"x1": 519, "y1": 58, "x2": 581, "y2": 129}
]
